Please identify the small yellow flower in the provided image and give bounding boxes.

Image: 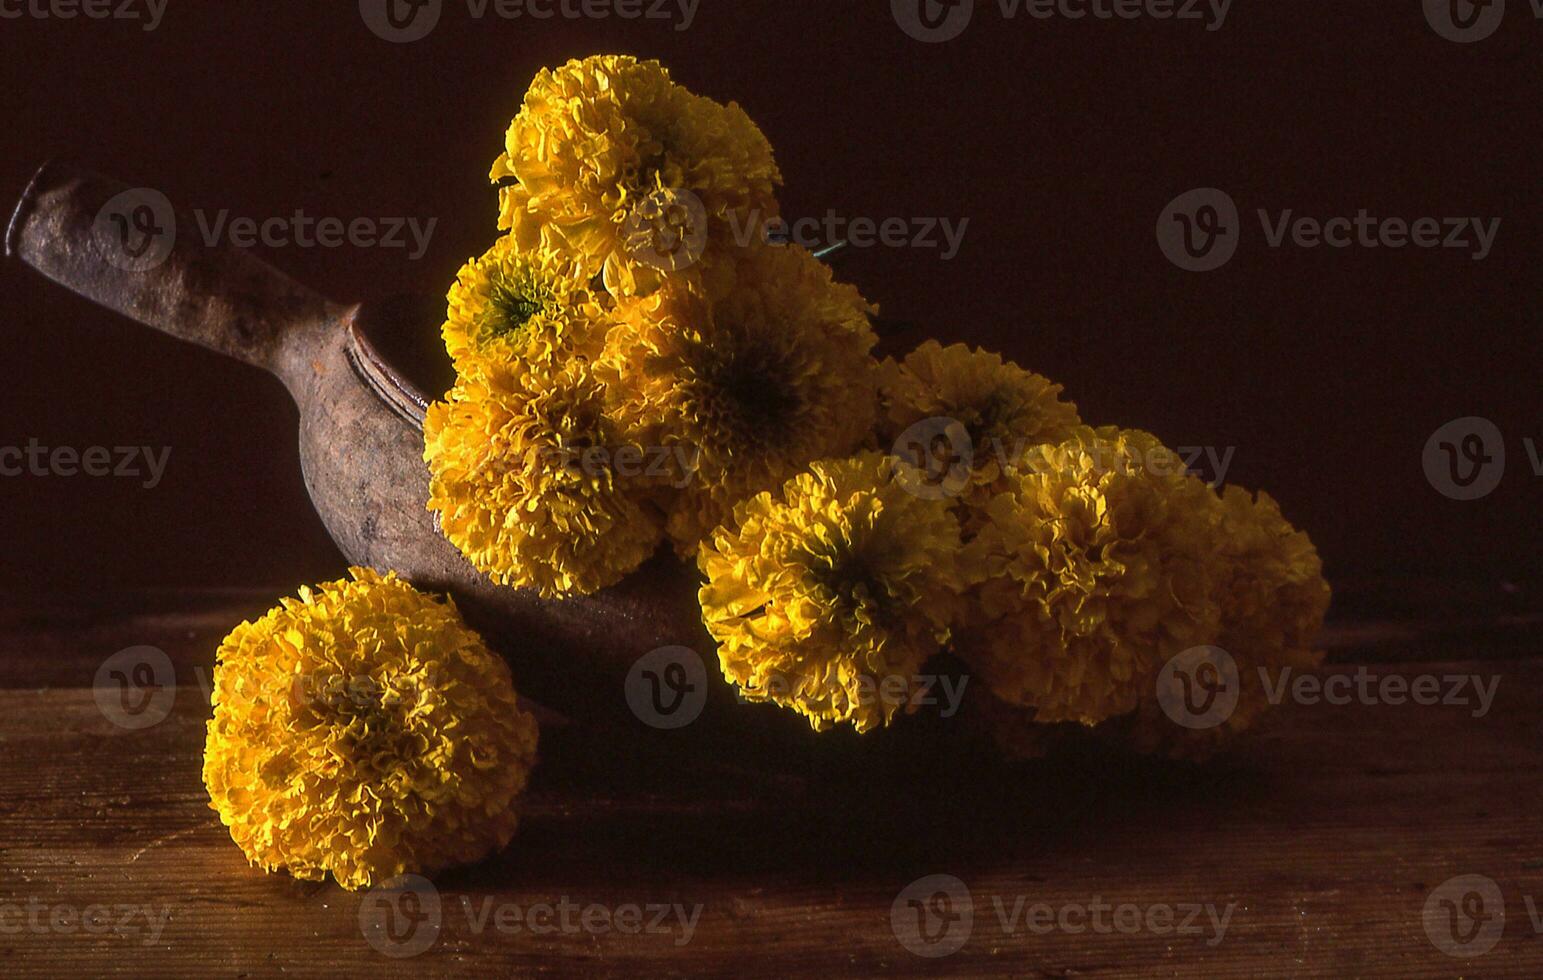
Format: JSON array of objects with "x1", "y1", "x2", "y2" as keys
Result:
[
  {"x1": 603, "y1": 243, "x2": 880, "y2": 555},
  {"x1": 958, "y1": 426, "x2": 1223, "y2": 726},
  {"x1": 424, "y1": 361, "x2": 664, "y2": 598},
  {"x1": 493, "y1": 54, "x2": 782, "y2": 297},
  {"x1": 202, "y1": 568, "x2": 539, "y2": 891},
  {"x1": 878, "y1": 341, "x2": 1081, "y2": 512},
  {"x1": 440, "y1": 237, "x2": 610, "y2": 378},
  {"x1": 698, "y1": 452, "x2": 967, "y2": 733}
]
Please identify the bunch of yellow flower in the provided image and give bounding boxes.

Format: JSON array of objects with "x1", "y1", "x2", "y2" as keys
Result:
[
  {"x1": 425, "y1": 55, "x2": 877, "y2": 595},
  {"x1": 416, "y1": 52, "x2": 1332, "y2": 756},
  {"x1": 201, "y1": 52, "x2": 1334, "y2": 899}
]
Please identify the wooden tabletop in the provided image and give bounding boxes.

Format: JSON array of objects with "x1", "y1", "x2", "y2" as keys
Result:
[{"x1": 1, "y1": 587, "x2": 1540, "y2": 978}]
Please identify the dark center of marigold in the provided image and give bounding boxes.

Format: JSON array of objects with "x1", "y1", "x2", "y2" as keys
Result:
[
  {"x1": 479, "y1": 275, "x2": 548, "y2": 345},
  {"x1": 303, "y1": 675, "x2": 413, "y2": 767},
  {"x1": 631, "y1": 116, "x2": 680, "y2": 191},
  {"x1": 965, "y1": 387, "x2": 1018, "y2": 447},
  {"x1": 810, "y1": 550, "x2": 896, "y2": 626},
  {"x1": 694, "y1": 335, "x2": 804, "y2": 449}
]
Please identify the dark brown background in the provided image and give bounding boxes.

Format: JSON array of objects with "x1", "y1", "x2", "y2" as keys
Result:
[{"x1": 0, "y1": 0, "x2": 1537, "y2": 594}]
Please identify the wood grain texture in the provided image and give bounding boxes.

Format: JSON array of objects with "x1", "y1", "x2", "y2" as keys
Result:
[{"x1": 1, "y1": 596, "x2": 1540, "y2": 977}]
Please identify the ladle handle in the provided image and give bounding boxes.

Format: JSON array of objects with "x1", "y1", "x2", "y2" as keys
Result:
[{"x1": 6, "y1": 160, "x2": 344, "y2": 378}]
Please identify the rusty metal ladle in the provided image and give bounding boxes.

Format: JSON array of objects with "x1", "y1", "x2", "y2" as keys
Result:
[{"x1": 6, "y1": 160, "x2": 806, "y2": 742}]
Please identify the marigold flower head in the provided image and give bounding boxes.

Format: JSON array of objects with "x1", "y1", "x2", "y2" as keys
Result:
[
  {"x1": 424, "y1": 360, "x2": 664, "y2": 597},
  {"x1": 202, "y1": 568, "x2": 539, "y2": 891},
  {"x1": 958, "y1": 426, "x2": 1223, "y2": 726},
  {"x1": 441, "y1": 236, "x2": 611, "y2": 378},
  {"x1": 1115, "y1": 486, "x2": 1331, "y2": 758},
  {"x1": 878, "y1": 341, "x2": 1081, "y2": 512},
  {"x1": 603, "y1": 243, "x2": 880, "y2": 554},
  {"x1": 492, "y1": 54, "x2": 782, "y2": 297},
  {"x1": 698, "y1": 452, "x2": 967, "y2": 733}
]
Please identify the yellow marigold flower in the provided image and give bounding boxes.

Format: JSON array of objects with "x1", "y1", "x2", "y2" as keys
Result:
[
  {"x1": 698, "y1": 452, "x2": 967, "y2": 734},
  {"x1": 878, "y1": 341, "x2": 1081, "y2": 511},
  {"x1": 969, "y1": 481, "x2": 1333, "y2": 759},
  {"x1": 958, "y1": 426, "x2": 1223, "y2": 726},
  {"x1": 1116, "y1": 486, "x2": 1331, "y2": 758},
  {"x1": 603, "y1": 243, "x2": 879, "y2": 554},
  {"x1": 441, "y1": 236, "x2": 611, "y2": 378},
  {"x1": 202, "y1": 568, "x2": 539, "y2": 891},
  {"x1": 424, "y1": 361, "x2": 664, "y2": 597},
  {"x1": 493, "y1": 54, "x2": 782, "y2": 297}
]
